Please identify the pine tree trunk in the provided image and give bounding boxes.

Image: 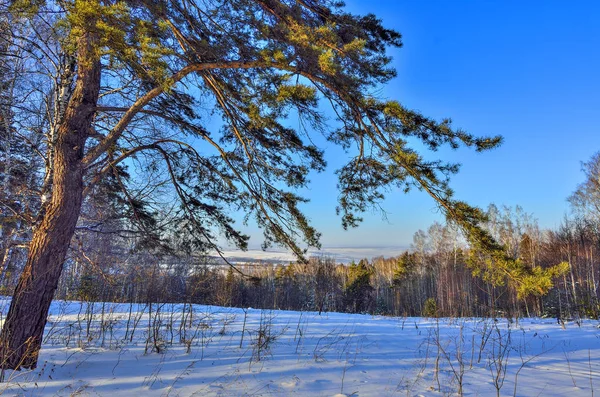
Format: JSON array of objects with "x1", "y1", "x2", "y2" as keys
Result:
[{"x1": 0, "y1": 32, "x2": 100, "y2": 370}]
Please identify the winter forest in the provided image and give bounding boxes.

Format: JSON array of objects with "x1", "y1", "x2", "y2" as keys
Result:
[
  {"x1": 6, "y1": 203, "x2": 600, "y2": 321},
  {"x1": 1, "y1": 0, "x2": 600, "y2": 396}
]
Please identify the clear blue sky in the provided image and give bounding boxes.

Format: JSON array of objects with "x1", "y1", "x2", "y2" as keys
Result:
[{"x1": 242, "y1": 1, "x2": 600, "y2": 252}]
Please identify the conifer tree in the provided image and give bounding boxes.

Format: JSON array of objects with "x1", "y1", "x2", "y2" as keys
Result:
[
  {"x1": 392, "y1": 251, "x2": 416, "y2": 287},
  {"x1": 0, "y1": 0, "x2": 565, "y2": 369},
  {"x1": 344, "y1": 260, "x2": 374, "y2": 313}
]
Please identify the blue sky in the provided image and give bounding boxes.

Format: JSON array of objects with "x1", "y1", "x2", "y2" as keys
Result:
[{"x1": 241, "y1": 1, "x2": 600, "y2": 252}]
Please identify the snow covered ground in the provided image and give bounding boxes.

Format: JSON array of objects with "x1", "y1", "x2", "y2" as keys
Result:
[{"x1": 0, "y1": 300, "x2": 598, "y2": 396}]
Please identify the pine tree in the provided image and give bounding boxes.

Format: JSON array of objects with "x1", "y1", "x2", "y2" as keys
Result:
[
  {"x1": 1, "y1": 0, "x2": 559, "y2": 369},
  {"x1": 391, "y1": 251, "x2": 416, "y2": 287},
  {"x1": 344, "y1": 260, "x2": 374, "y2": 313}
]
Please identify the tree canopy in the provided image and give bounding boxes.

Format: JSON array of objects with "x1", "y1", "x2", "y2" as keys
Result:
[{"x1": 8, "y1": 0, "x2": 506, "y2": 257}]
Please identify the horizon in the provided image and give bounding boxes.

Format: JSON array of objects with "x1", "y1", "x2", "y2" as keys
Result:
[{"x1": 216, "y1": 245, "x2": 411, "y2": 264}]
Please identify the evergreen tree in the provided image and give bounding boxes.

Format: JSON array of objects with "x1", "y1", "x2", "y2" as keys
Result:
[
  {"x1": 0, "y1": 0, "x2": 562, "y2": 369},
  {"x1": 344, "y1": 260, "x2": 374, "y2": 313},
  {"x1": 391, "y1": 251, "x2": 416, "y2": 287}
]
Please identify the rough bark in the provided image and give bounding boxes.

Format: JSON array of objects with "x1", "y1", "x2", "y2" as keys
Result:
[{"x1": 0, "y1": 32, "x2": 100, "y2": 370}]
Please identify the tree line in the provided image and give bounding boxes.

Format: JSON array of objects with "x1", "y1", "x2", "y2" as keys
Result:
[{"x1": 1, "y1": 202, "x2": 593, "y2": 321}]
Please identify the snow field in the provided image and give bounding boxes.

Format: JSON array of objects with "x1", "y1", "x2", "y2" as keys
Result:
[{"x1": 0, "y1": 300, "x2": 598, "y2": 396}]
